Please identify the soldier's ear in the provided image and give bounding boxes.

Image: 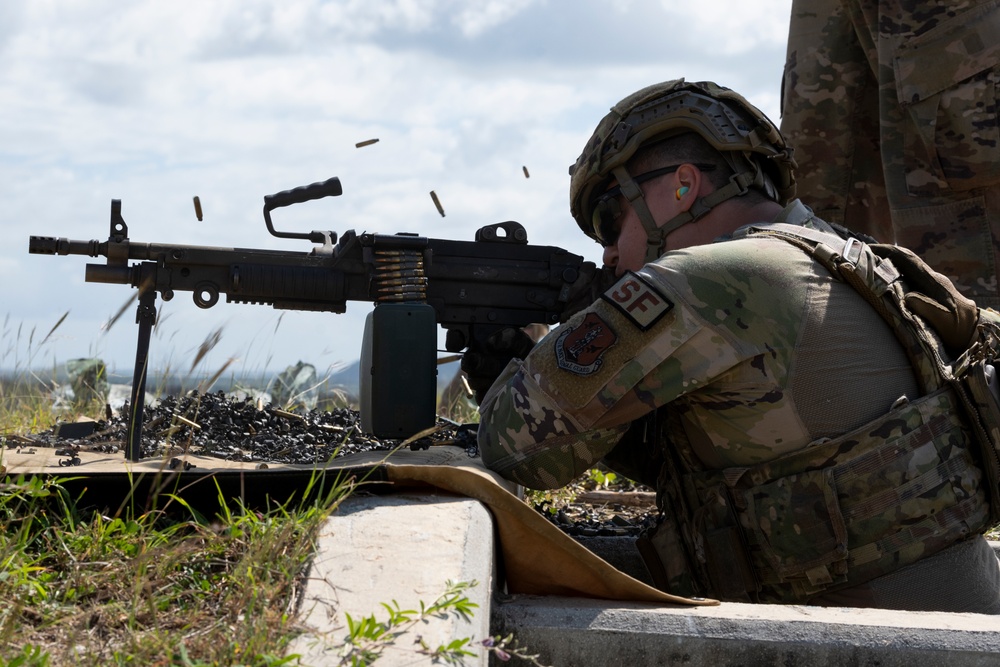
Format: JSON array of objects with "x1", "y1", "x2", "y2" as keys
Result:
[{"x1": 673, "y1": 163, "x2": 703, "y2": 212}]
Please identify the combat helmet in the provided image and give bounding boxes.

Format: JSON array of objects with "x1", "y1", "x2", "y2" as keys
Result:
[{"x1": 569, "y1": 79, "x2": 796, "y2": 262}]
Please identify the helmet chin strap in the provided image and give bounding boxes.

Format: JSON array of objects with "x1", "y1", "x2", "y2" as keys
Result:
[
  {"x1": 611, "y1": 164, "x2": 762, "y2": 263},
  {"x1": 610, "y1": 166, "x2": 667, "y2": 264}
]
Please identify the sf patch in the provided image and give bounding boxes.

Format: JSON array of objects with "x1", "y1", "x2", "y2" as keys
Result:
[
  {"x1": 555, "y1": 312, "x2": 617, "y2": 376},
  {"x1": 601, "y1": 271, "x2": 673, "y2": 331}
]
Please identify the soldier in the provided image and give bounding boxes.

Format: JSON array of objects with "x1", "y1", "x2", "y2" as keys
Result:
[
  {"x1": 465, "y1": 80, "x2": 1000, "y2": 612},
  {"x1": 780, "y1": 0, "x2": 1000, "y2": 308}
]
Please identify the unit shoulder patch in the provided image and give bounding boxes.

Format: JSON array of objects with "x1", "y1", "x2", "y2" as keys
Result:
[
  {"x1": 555, "y1": 312, "x2": 617, "y2": 375},
  {"x1": 600, "y1": 271, "x2": 673, "y2": 330}
]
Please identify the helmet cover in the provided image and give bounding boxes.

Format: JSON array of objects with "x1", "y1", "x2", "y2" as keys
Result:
[{"x1": 569, "y1": 79, "x2": 796, "y2": 246}]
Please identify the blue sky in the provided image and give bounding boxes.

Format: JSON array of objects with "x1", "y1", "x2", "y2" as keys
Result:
[{"x1": 1, "y1": 0, "x2": 791, "y2": 378}]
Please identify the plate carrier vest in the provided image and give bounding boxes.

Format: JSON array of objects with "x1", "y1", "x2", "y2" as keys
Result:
[{"x1": 636, "y1": 222, "x2": 1000, "y2": 603}]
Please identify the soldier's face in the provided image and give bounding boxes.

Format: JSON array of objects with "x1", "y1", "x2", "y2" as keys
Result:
[
  {"x1": 599, "y1": 162, "x2": 723, "y2": 273},
  {"x1": 600, "y1": 171, "x2": 682, "y2": 275},
  {"x1": 602, "y1": 213, "x2": 647, "y2": 275}
]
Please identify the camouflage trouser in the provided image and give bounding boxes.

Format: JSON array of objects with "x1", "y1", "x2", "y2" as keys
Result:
[{"x1": 780, "y1": 0, "x2": 1000, "y2": 307}]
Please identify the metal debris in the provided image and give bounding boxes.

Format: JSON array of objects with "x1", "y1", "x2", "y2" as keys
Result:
[
  {"x1": 3, "y1": 434, "x2": 40, "y2": 445},
  {"x1": 55, "y1": 443, "x2": 81, "y2": 456},
  {"x1": 24, "y1": 391, "x2": 479, "y2": 464},
  {"x1": 56, "y1": 420, "x2": 98, "y2": 440},
  {"x1": 168, "y1": 457, "x2": 196, "y2": 471},
  {"x1": 429, "y1": 190, "x2": 445, "y2": 217},
  {"x1": 533, "y1": 495, "x2": 658, "y2": 537},
  {"x1": 273, "y1": 408, "x2": 305, "y2": 422},
  {"x1": 172, "y1": 415, "x2": 201, "y2": 431}
]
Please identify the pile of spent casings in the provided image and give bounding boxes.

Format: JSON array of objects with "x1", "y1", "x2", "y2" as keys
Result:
[{"x1": 31, "y1": 391, "x2": 477, "y2": 464}]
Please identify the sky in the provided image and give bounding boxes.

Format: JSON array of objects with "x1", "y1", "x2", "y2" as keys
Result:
[{"x1": 1, "y1": 0, "x2": 792, "y2": 381}]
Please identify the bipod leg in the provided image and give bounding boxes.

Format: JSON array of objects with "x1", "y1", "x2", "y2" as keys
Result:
[{"x1": 126, "y1": 288, "x2": 157, "y2": 462}]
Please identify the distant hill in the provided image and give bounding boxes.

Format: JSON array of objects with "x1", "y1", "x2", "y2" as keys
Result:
[
  {"x1": 327, "y1": 359, "x2": 462, "y2": 395},
  {"x1": 3, "y1": 357, "x2": 464, "y2": 401}
]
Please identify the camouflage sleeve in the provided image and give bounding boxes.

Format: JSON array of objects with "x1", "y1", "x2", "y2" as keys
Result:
[
  {"x1": 478, "y1": 266, "x2": 755, "y2": 489},
  {"x1": 477, "y1": 354, "x2": 630, "y2": 489}
]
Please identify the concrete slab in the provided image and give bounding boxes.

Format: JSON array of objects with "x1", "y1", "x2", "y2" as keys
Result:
[
  {"x1": 492, "y1": 594, "x2": 1000, "y2": 667},
  {"x1": 288, "y1": 493, "x2": 496, "y2": 666},
  {"x1": 496, "y1": 540, "x2": 1000, "y2": 667}
]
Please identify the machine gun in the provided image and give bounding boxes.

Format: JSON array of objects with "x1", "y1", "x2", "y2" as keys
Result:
[{"x1": 28, "y1": 177, "x2": 593, "y2": 461}]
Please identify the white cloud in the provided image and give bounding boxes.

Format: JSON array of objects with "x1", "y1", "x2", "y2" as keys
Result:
[
  {"x1": 451, "y1": 0, "x2": 537, "y2": 37},
  {"x1": 659, "y1": 0, "x2": 790, "y2": 54}
]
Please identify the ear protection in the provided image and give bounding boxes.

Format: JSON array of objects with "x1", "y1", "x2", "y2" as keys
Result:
[{"x1": 675, "y1": 186, "x2": 690, "y2": 200}]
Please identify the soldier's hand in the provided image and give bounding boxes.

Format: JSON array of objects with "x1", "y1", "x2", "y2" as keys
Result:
[
  {"x1": 461, "y1": 328, "x2": 536, "y2": 404},
  {"x1": 560, "y1": 263, "x2": 618, "y2": 322}
]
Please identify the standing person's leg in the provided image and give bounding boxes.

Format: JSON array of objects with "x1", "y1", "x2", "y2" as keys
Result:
[
  {"x1": 877, "y1": 0, "x2": 1000, "y2": 308},
  {"x1": 781, "y1": 0, "x2": 893, "y2": 241}
]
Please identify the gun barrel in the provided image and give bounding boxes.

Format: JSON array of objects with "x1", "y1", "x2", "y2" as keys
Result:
[{"x1": 28, "y1": 236, "x2": 101, "y2": 257}]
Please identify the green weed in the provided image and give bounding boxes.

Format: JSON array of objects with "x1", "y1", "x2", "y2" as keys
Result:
[
  {"x1": 0, "y1": 465, "x2": 351, "y2": 665},
  {"x1": 0, "y1": 320, "x2": 545, "y2": 665},
  {"x1": 339, "y1": 580, "x2": 478, "y2": 666}
]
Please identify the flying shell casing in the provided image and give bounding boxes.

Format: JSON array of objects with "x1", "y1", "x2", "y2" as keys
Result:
[{"x1": 429, "y1": 190, "x2": 445, "y2": 217}]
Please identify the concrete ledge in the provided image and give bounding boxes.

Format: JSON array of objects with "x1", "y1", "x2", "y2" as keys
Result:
[
  {"x1": 284, "y1": 488, "x2": 998, "y2": 667},
  {"x1": 492, "y1": 595, "x2": 1000, "y2": 667},
  {"x1": 288, "y1": 493, "x2": 495, "y2": 666},
  {"x1": 506, "y1": 538, "x2": 1000, "y2": 666}
]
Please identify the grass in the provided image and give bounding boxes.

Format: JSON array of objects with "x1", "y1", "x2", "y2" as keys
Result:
[
  {"x1": 0, "y1": 318, "x2": 521, "y2": 666},
  {"x1": 0, "y1": 473, "x2": 348, "y2": 665}
]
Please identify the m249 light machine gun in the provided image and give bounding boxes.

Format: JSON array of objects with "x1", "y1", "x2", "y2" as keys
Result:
[{"x1": 28, "y1": 177, "x2": 593, "y2": 461}]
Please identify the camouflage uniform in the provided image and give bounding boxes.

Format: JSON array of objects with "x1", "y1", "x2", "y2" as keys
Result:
[
  {"x1": 479, "y1": 200, "x2": 1000, "y2": 611},
  {"x1": 781, "y1": 0, "x2": 1000, "y2": 308}
]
